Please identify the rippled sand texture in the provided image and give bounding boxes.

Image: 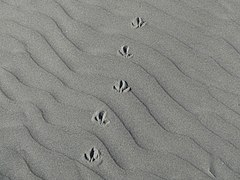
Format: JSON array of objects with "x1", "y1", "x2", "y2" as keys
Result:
[{"x1": 1, "y1": 0, "x2": 240, "y2": 179}]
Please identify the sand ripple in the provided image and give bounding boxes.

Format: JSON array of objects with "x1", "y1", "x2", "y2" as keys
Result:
[{"x1": 0, "y1": 0, "x2": 240, "y2": 179}]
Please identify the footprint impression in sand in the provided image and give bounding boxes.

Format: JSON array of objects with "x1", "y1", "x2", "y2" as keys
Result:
[
  {"x1": 118, "y1": 45, "x2": 133, "y2": 58},
  {"x1": 113, "y1": 80, "x2": 131, "y2": 93},
  {"x1": 91, "y1": 110, "x2": 110, "y2": 127},
  {"x1": 131, "y1": 17, "x2": 146, "y2": 29},
  {"x1": 84, "y1": 147, "x2": 102, "y2": 164}
]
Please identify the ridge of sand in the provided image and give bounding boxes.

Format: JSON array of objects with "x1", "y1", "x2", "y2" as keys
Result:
[{"x1": 0, "y1": 0, "x2": 240, "y2": 179}]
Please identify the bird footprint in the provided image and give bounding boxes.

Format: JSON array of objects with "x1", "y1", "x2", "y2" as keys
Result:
[
  {"x1": 84, "y1": 147, "x2": 101, "y2": 163},
  {"x1": 118, "y1": 45, "x2": 133, "y2": 58},
  {"x1": 113, "y1": 80, "x2": 131, "y2": 93},
  {"x1": 131, "y1": 17, "x2": 146, "y2": 29},
  {"x1": 92, "y1": 110, "x2": 110, "y2": 126}
]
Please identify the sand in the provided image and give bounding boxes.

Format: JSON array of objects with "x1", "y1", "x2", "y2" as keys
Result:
[{"x1": 0, "y1": 0, "x2": 240, "y2": 179}]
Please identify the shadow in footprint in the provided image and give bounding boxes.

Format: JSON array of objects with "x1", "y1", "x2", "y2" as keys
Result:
[
  {"x1": 118, "y1": 45, "x2": 133, "y2": 58},
  {"x1": 131, "y1": 17, "x2": 146, "y2": 29},
  {"x1": 84, "y1": 147, "x2": 101, "y2": 164},
  {"x1": 91, "y1": 110, "x2": 110, "y2": 127},
  {"x1": 113, "y1": 80, "x2": 131, "y2": 93}
]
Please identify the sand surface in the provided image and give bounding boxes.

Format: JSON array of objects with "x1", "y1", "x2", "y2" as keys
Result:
[{"x1": 0, "y1": 0, "x2": 240, "y2": 179}]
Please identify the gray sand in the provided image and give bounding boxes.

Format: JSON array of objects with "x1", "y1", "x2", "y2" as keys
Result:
[{"x1": 0, "y1": 0, "x2": 240, "y2": 179}]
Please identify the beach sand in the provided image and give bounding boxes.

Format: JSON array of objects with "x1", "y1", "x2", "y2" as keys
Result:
[{"x1": 0, "y1": 0, "x2": 240, "y2": 179}]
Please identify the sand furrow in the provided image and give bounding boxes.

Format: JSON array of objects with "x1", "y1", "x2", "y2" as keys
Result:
[
  {"x1": 0, "y1": 52, "x2": 214, "y2": 179},
  {"x1": 0, "y1": 16, "x2": 232, "y2": 176},
  {"x1": 0, "y1": 146, "x2": 43, "y2": 180},
  {"x1": 0, "y1": 0, "x2": 240, "y2": 179}
]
